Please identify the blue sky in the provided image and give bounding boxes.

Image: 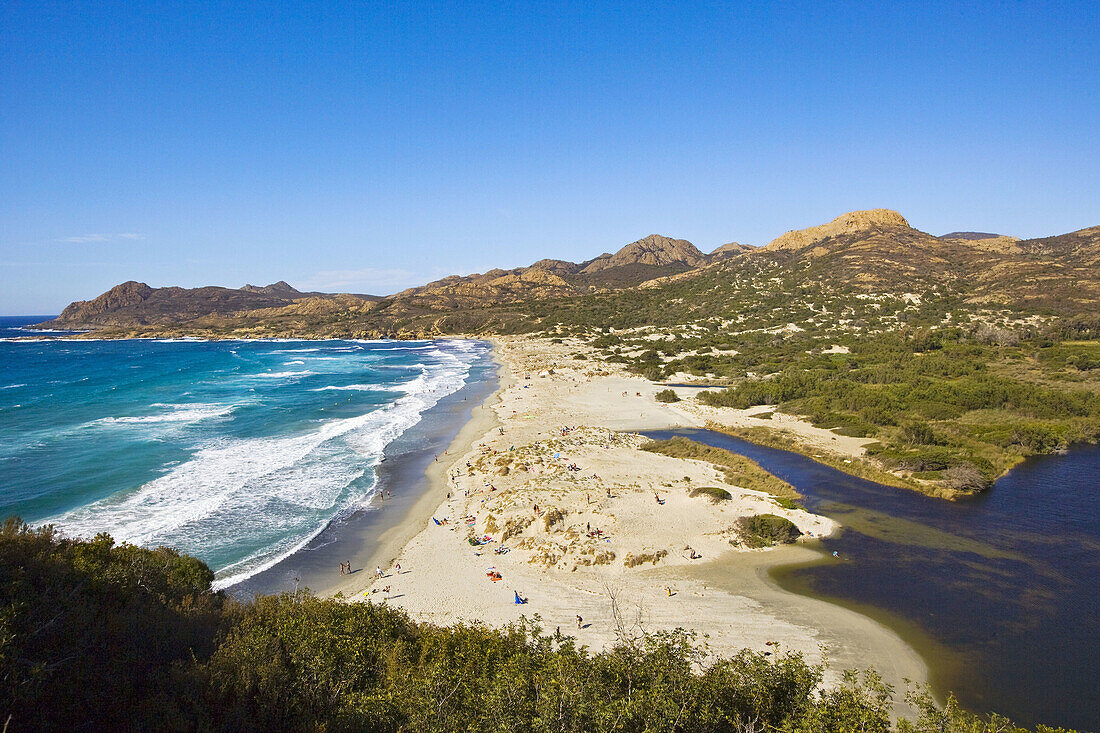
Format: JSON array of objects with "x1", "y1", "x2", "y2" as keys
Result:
[{"x1": 2, "y1": 1, "x2": 1098, "y2": 313}]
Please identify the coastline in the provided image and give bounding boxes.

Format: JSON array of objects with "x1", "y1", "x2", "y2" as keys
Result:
[
  {"x1": 334, "y1": 336, "x2": 930, "y2": 716},
  {"x1": 227, "y1": 342, "x2": 500, "y2": 599},
  {"x1": 315, "y1": 348, "x2": 511, "y2": 598}
]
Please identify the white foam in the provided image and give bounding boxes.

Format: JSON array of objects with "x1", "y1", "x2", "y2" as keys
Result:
[
  {"x1": 311, "y1": 384, "x2": 389, "y2": 392},
  {"x1": 46, "y1": 344, "x2": 480, "y2": 588},
  {"x1": 91, "y1": 403, "x2": 237, "y2": 426},
  {"x1": 369, "y1": 344, "x2": 438, "y2": 351},
  {"x1": 252, "y1": 370, "x2": 315, "y2": 379},
  {"x1": 2, "y1": 383, "x2": 26, "y2": 389}
]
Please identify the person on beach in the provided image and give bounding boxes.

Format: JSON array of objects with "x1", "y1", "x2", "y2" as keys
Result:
[
  {"x1": 340, "y1": 562, "x2": 346, "y2": 575},
  {"x1": 395, "y1": 563, "x2": 402, "y2": 574},
  {"x1": 576, "y1": 615, "x2": 583, "y2": 629},
  {"x1": 376, "y1": 566, "x2": 384, "y2": 579}
]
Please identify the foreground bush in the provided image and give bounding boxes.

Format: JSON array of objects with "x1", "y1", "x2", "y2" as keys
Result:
[{"x1": 0, "y1": 520, "x2": 1080, "y2": 732}]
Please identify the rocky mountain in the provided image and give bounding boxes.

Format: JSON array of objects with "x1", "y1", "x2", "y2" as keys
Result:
[
  {"x1": 240, "y1": 281, "x2": 303, "y2": 296},
  {"x1": 579, "y1": 234, "x2": 705, "y2": 272},
  {"x1": 384, "y1": 233, "x2": 711, "y2": 307},
  {"x1": 709, "y1": 242, "x2": 755, "y2": 260},
  {"x1": 39, "y1": 281, "x2": 358, "y2": 330}
]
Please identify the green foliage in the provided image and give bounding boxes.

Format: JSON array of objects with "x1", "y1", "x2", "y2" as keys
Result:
[
  {"x1": 655, "y1": 388, "x2": 681, "y2": 403},
  {"x1": 0, "y1": 522, "x2": 1080, "y2": 732},
  {"x1": 0, "y1": 518, "x2": 225, "y2": 731},
  {"x1": 736, "y1": 514, "x2": 803, "y2": 548},
  {"x1": 643, "y1": 436, "x2": 800, "y2": 500},
  {"x1": 689, "y1": 486, "x2": 732, "y2": 502}
]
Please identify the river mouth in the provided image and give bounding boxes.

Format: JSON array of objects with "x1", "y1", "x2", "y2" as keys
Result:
[{"x1": 643, "y1": 429, "x2": 1100, "y2": 732}]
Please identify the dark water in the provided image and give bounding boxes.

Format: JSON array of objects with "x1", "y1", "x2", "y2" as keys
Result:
[{"x1": 645, "y1": 429, "x2": 1100, "y2": 731}]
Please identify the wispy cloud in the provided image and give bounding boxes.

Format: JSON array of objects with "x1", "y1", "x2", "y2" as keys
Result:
[
  {"x1": 55, "y1": 233, "x2": 144, "y2": 244},
  {"x1": 302, "y1": 267, "x2": 420, "y2": 295}
]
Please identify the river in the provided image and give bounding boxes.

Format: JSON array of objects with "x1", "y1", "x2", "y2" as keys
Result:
[{"x1": 644, "y1": 429, "x2": 1099, "y2": 731}]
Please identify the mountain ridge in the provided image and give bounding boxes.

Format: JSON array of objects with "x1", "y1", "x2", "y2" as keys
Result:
[{"x1": 36, "y1": 210, "x2": 1100, "y2": 336}]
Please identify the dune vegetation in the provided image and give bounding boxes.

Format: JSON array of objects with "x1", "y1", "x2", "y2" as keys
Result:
[{"x1": 0, "y1": 518, "x2": 1083, "y2": 732}]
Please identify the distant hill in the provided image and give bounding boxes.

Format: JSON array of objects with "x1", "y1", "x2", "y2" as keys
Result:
[
  {"x1": 709, "y1": 241, "x2": 755, "y2": 260},
  {"x1": 240, "y1": 280, "x2": 305, "y2": 296},
  {"x1": 38, "y1": 210, "x2": 1099, "y2": 338},
  {"x1": 938, "y1": 231, "x2": 1005, "y2": 240},
  {"x1": 38, "y1": 281, "x2": 377, "y2": 331}
]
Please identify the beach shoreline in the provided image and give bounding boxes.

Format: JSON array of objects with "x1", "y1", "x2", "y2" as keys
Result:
[
  {"x1": 312, "y1": 347, "x2": 511, "y2": 598},
  {"x1": 330, "y1": 336, "x2": 929, "y2": 716},
  {"x1": 226, "y1": 342, "x2": 501, "y2": 599}
]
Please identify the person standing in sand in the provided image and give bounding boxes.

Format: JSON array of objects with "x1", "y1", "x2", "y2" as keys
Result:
[{"x1": 576, "y1": 615, "x2": 583, "y2": 629}]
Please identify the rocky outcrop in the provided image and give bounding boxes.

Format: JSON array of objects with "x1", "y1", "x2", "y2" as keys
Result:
[
  {"x1": 241, "y1": 281, "x2": 303, "y2": 296},
  {"x1": 580, "y1": 234, "x2": 705, "y2": 273},
  {"x1": 50, "y1": 281, "x2": 154, "y2": 324},
  {"x1": 764, "y1": 209, "x2": 911, "y2": 252},
  {"x1": 708, "y1": 241, "x2": 754, "y2": 261}
]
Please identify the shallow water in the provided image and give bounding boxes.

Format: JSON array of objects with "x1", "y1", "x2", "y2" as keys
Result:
[
  {"x1": 0, "y1": 316, "x2": 489, "y2": 588},
  {"x1": 644, "y1": 428, "x2": 1100, "y2": 731}
]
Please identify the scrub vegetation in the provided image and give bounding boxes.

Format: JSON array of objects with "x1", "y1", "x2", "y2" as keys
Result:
[
  {"x1": 736, "y1": 514, "x2": 803, "y2": 547},
  {"x1": 1, "y1": 520, "x2": 1081, "y2": 732},
  {"x1": 643, "y1": 436, "x2": 800, "y2": 500}
]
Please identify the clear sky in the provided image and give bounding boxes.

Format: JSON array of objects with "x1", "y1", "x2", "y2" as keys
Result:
[{"x1": 2, "y1": 1, "x2": 1098, "y2": 313}]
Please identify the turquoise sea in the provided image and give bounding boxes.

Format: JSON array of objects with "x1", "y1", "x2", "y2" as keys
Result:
[{"x1": 0, "y1": 316, "x2": 489, "y2": 589}]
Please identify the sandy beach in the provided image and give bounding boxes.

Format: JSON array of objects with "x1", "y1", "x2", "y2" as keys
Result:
[{"x1": 333, "y1": 336, "x2": 928, "y2": 710}]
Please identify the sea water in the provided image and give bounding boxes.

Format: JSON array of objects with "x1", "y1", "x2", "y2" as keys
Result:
[{"x1": 0, "y1": 316, "x2": 489, "y2": 589}]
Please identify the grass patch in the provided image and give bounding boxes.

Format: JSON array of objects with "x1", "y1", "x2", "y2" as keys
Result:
[
  {"x1": 642, "y1": 436, "x2": 799, "y2": 500},
  {"x1": 689, "y1": 486, "x2": 732, "y2": 503},
  {"x1": 623, "y1": 549, "x2": 669, "y2": 567}
]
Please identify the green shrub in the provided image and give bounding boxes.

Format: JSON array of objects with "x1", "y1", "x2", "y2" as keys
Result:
[
  {"x1": 655, "y1": 388, "x2": 681, "y2": 403},
  {"x1": 736, "y1": 514, "x2": 803, "y2": 548},
  {"x1": 689, "y1": 486, "x2": 732, "y2": 502}
]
